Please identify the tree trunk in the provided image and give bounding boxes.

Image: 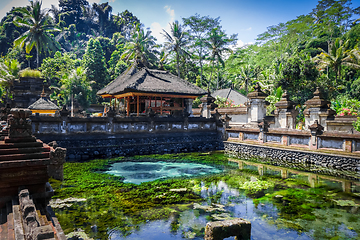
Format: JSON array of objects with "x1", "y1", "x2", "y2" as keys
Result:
[
  {"x1": 36, "y1": 45, "x2": 39, "y2": 69},
  {"x1": 176, "y1": 52, "x2": 180, "y2": 78},
  {"x1": 209, "y1": 60, "x2": 215, "y2": 90},
  {"x1": 216, "y1": 61, "x2": 219, "y2": 90}
]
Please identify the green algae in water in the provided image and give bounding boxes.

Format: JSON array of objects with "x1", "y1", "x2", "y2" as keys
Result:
[
  {"x1": 50, "y1": 152, "x2": 360, "y2": 240},
  {"x1": 105, "y1": 161, "x2": 223, "y2": 184}
]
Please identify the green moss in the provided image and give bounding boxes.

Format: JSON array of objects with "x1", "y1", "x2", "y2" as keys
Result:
[{"x1": 51, "y1": 153, "x2": 360, "y2": 239}]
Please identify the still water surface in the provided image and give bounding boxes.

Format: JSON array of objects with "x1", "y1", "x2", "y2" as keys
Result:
[{"x1": 53, "y1": 153, "x2": 360, "y2": 240}]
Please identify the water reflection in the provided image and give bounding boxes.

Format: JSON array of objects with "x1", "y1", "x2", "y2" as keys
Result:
[
  {"x1": 230, "y1": 159, "x2": 360, "y2": 194},
  {"x1": 105, "y1": 161, "x2": 223, "y2": 184}
]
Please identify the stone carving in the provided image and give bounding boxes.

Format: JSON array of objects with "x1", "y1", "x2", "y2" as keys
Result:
[
  {"x1": 18, "y1": 188, "x2": 55, "y2": 240},
  {"x1": 49, "y1": 147, "x2": 67, "y2": 181},
  {"x1": 7, "y1": 108, "x2": 32, "y2": 138},
  {"x1": 204, "y1": 218, "x2": 251, "y2": 240}
]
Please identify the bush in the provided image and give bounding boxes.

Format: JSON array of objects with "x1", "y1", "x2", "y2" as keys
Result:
[
  {"x1": 19, "y1": 68, "x2": 42, "y2": 78},
  {"x1": 353, "y1": 117, "x2": 360, "y2": 132},
  {"x1": 214, "y1": 96, "x2": 242, "y2": 108}
]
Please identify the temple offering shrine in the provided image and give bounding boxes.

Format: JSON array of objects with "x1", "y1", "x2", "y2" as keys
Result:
[{"x1": 97, "y1": 64, "x2": 206, "y2": 116}]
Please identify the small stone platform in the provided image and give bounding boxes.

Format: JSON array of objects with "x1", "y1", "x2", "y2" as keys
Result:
[{"x1": 204, "y1": 218, "x2": 251, "y2": 240}]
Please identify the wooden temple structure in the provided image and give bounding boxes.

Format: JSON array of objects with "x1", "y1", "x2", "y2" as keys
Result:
[{"x1": 97, "y1": 64, "x2": 206, "y2": 117}]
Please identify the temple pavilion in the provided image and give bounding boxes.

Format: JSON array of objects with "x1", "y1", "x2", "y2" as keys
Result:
[
  {"x1": 97, "y1": 64, "x2": 206, "y2": 116},
  {"x1": 28, "y1": 89, "x2": 59, "y2": 116}
]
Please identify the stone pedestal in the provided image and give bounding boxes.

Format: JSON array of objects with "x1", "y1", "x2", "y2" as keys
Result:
[
  {"x1": 201, "y1": 92, "x2": 217, "y2": 119},
  {"x1": 184, "y1": 99, "x2": 194, "y2": 117},
  {"x1": 304, "y1": 88, "x2": 335, "y2": 131},
  {"x1": 309, "y1": 120, "x2": 323, "y2": 150},
  {"x1": 246, "y1": 83, "x2": 268, "y2": 128},
  {"x1": 274, "y1": 91, "x2": 298, "y2": 129}
]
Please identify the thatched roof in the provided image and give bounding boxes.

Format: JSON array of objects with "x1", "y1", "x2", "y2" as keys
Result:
[
  {"x1": 212, "y1": 88, "x2": 248, "y2": 105},
  {"x1": 28, "y1": 97, "x2": 59, "y2": 110},
  {"x1": 97, "y1": 64, "x2": 206, "y2": 97}
]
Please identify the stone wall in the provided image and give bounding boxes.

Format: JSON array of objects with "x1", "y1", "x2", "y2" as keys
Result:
[
  {"x1": 227, "y1": 126, "x2": 360, "y2": 153},
  {"x1": 37, "y1": 131, "x2": 224, "y2": 161},
  {"x1": 224, "y1": 141, "x2": 360, "y2": 172},
  {"x1": 32, "y1": 116, "x2": 225, "y2": 160}
]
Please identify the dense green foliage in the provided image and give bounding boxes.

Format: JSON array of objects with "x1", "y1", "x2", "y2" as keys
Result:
[{"x1": 0, "y1": 0, "x2": 359, "y2": 115}]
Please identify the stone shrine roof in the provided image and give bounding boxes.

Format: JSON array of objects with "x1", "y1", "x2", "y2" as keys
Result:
[{"x1": 28, "y1": 97, "x2": 59, "y2": 110}]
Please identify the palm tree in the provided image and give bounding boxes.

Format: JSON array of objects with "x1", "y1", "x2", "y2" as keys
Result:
[
  {"x1": 13, "y1": 1, "x2": 60, "y2": 68},
  {"x1": 121, "y1": 24, "x2": 158, "y2": 68},
  {"x1": 0, "y1": 58, "x2": 20, "y2": 99},
  {"x1": 162, "y1": 21, "x2": 190, "y2": 77},
  {"x1": 234, "y1": 65, "x2": 259, "y2": 95},
  {"x1": 313, "y1": 38, "x2": 359, "y2": 82},
  {"x1": 205, "y1": 28, "x2": 236, "y2": 90},
  {"x1": 92, "y1": 2, "x2": 112, "y2": 34}
]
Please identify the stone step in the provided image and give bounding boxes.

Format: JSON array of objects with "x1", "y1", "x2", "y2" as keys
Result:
[
  {"x1": 0, "y1": 207, "x2": 8, "y2": 240},
  {"x1": 4, "y1": 137, "x2": 37, "y2": 144},
  {"x1": 0, "y1": 152, "x2": 50, "y2": 161},
  {"x1": 0, "y1": 158, "x2": 50, "y2": 168},
  {"x1": 0, "y1": 146, "x2": 50, "y2": 155},
  {"x1": 0, "y1": 141, "x2": 44, "y2": 149},
  {"x1": 6, "y1": 202, "x2": 15, "y2": 240}
]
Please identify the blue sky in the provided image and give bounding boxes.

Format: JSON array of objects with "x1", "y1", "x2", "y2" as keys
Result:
[{"x1": 1, "y1": 0, "x2": 360, "y2": 46}]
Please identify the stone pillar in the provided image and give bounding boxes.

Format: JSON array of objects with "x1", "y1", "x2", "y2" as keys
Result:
[
  {"x1": 246, "y1": 83, "x2": 269, "y2": 127},
  {"x1": 184, "y1": 99, "x2": 194, "y2": 117},
  {"x1": 304, "y1": 88, "x2": 335, "y2": 131},
  {"x1": 48, "y1": 147, "x2": 67, "y2": 181},
  {"x1": 60, "y1": 105, "x2": 69, "y2": 134},
  {"x1": 281, "y1": 135, "x2": 288, "y2": 146},
  {"x1": 344, "y1": 139, "x2": 352, "y2": 152},
  {"x1": 309, "y1": 120, "x2": 323, "y2": 150},
  {"x1": 274, "y1": 91, "x2": 298, "y2": 129},
  {"x1": 200, "y1": 91, "x2": 217, "y2": 119},
  {"x1": 258, "y1": 119, "x2": 269, "y2": 143}
]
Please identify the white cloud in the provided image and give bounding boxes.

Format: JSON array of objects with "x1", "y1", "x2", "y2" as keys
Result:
[
  {"x1": 150, "y1": 5, "x2": 175, "y2": 44},
  {"x1": 164, "y1": 5, "x2": 175, "y2": 19},
  {"x1": 246, "y1": 27, "x2": 252, "y2": 31}
]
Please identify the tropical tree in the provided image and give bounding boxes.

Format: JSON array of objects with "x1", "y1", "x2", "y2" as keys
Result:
[
  {"x1": 234, "y1": 65, "x2": 259, "y2": 95},
  {"x1": 121, "y1": 24, "x2": 158, "y2": 68},
  {"x1": 0, "y1": 58, "x2": 20, "y2": 99},
  {"x1": 313, "y1": 38, "x2": 359, "y2": 83},
  {"x1": 57, "y1": 66, "x2": 93, "y2": 109},
  {"x1": 92, "y1": 2, "x2": 112, "y2": 35},
  {"x1": 162, "y1": 21, "x2": 190, "y2": 77},
  {"x1": 205, "y1": 27, "x2": 237, "y2": 90},
  {"x1": 82, "y1": 38, "x2": 109, "y2": 101},
  {"x1": 13, "y1": 0, "x2": 60, "y2": 68},
  {"x1": 183, "y1": 14, "x2": 220, "y2": 83}
]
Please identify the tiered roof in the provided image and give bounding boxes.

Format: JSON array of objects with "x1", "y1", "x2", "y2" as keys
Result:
[{"x1": 97, "y1": 64, "x2": 206, "y2": 98}]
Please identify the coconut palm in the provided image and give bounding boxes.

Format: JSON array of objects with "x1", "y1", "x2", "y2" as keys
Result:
[
  {"x1": 13, "y1": 1, "x2": 60, "y2": 68},
  {"x1": 205, "y1": 27, "x2": 236, "y2": 90},
  {"x1": 313, "y1": 38, "x2": 360, "y2": 82},
  {"x1": 121, "y1": 24, "x2": 158, "y2": 68},
  {"x1": 162, "y1": 21, "x2": 190, "y2": 77},
  {"x1": 92, "y1": 2, "x2": 112, "y2": 34},
  {"x1": 234, "y1": 65, "x2": 259, "y2": 95}
]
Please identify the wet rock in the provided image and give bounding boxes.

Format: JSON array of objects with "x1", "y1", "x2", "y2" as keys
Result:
[
  {"x1": 211, "y1": 213, "x2": 234, "y2": 221},
  {"x1": 50, "y1": 197, "x2": 87, "y2": 208},
  {"x1": 193, "y1": 203, "x2": 227, "y2": 213},
  {"x1": 66, "y1": 228, "x2": 93, "y2": 240},
  {"x1": 169, "y1": 188, "x2": 187, "y2": 192}
]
